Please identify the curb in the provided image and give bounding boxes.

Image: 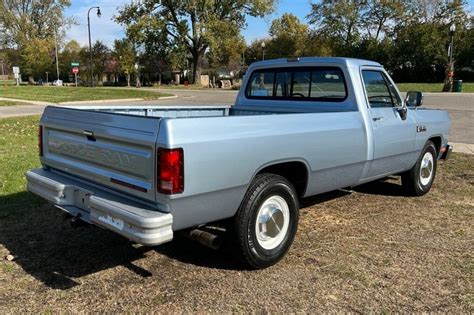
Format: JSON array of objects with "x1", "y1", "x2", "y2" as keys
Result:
[
  {"x1": 421, "y1": 92, "x2": 474, "y2": 96},
  {"x1": 0, "y1": 97, "x2": 54, "y2": 106},
  {"x1": 451, "y1": 142, "x2": 474, "y2": 155},
  {"x1": 58, "y1": 98, "x2": 144, "y2": 105}
]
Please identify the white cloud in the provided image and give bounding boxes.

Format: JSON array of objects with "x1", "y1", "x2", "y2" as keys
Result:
[{"x1": 64, "y1": 0, "x2": 130, "y2": 48}]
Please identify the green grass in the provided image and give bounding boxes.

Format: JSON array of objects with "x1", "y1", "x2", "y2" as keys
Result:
[
  {"x1": 0, "y1": 86, "x2": 172, "y2": 103},
  {"x1": 0, "y1": 100, "x2": 29, "y2": 106},
  {"x1": 397, "y1": 82, "x2": 474, "y2": 93},
  {"x1": 0, "y1": 116, "x2": 41, "y2": 197}
]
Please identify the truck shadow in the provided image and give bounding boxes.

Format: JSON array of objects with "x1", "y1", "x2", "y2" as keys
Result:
[
  {"x1": 350, "y1": 176, "x2": 406, "y2": 196},
  {"x1": 0, "y1": 192, "x2": 243, "y2": 290},
  {"x1": 0, "y1": 182, "x2": 404, "y2": 290}
]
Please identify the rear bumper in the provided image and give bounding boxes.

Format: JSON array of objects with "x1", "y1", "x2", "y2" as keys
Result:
[
  {"x1": 26, "y1": 168, "x2": 173, "y2": 246},
  {"x1": 440, "y1": 144, "x2": 453, "y2": 160}
]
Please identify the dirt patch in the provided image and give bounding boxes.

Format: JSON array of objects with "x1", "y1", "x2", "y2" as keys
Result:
[{"x1": 0, "y1": 154, "x2": 472, "y2": 312}]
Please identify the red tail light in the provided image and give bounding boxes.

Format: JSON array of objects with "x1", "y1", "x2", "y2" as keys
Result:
[
  {"x1": 157, "y1": 148, "x2": 184, "y2": 194},
  {"x1": 38, "y1": 125, "x2": 43, "y2": 157}
]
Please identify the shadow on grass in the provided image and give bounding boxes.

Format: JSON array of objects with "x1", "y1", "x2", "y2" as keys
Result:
[
  {"x1": 0, "y1": 181, "x2": 406, "y2": 290},
  {"x1": 0, "y1": 191, "x2": 244, "y2": 290},
  {"x1": 351, "y1": 176, "x2": 406, "y2": 196}
]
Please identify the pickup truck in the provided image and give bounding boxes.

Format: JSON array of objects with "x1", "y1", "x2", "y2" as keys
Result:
[{"x1": 27, "y1": 57, "x2": 452, "y2": 268}]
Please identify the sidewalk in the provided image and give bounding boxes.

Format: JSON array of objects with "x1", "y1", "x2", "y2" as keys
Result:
[{"x1": 451, "y1": 142, "x2": 474, "y2": 155}]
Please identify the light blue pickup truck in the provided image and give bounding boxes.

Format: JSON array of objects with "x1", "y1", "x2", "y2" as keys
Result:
[{"x1": 27, "y1": 57, "x2": 452, "y2": 268}]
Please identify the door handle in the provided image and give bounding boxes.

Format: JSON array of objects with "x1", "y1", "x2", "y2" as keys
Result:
[{"x1": 372, "y1": 117, "x2": 384, "y2": 121}]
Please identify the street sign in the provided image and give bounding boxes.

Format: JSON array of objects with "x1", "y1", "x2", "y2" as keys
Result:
[
  {"x1": 72, "y1": 67, "x2": 79, "y2": 74},
  {"x1": 71, "y1": 62, "x2": 80, "y2": 67},
  {"x1": 13, "y1": 66, "x2": 19, "y2": 74}
]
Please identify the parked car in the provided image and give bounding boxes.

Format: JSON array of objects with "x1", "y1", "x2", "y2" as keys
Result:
[
  {"x1": 53, "y1": 79, "x2": 63, "y2": 86},
  {"x1": 26, "y1": 57, "x2": 452, "y2": 268}
]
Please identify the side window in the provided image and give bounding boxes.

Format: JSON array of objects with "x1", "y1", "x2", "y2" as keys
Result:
[
  {"x1": 247, "y1": 71, "x2": 274, "y2": 97},
  {"x1": 362, "y1": 70, "x2": 399, "y2": 108},
  {"x1": 311, "y1": 69, "x2": 346, "y2": 99}
]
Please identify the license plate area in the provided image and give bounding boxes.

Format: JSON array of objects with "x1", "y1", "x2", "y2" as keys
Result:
[
  {"x1": 97, "y1": 214, "x2": 124, "y2": 231},
  {"x1": 70, "y1": 187, "x2": 93, "y2": 211}
]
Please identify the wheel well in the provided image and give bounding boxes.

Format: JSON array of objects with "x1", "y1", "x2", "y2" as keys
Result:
[
  {"x1": 256, "y1": 162, "x2": 308, "y2": 197},
  {"x1": 428, "y1": 136, "x2": 442, "y2": 155}
]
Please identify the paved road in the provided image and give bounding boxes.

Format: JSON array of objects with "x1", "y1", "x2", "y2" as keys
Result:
[{"x1": 1, "y1": 89, "x2": 472, "y2": 144}]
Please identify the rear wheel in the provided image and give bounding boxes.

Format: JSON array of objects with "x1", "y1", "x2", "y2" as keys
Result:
[
  {"x1": 233, "y1": 174, "x2": 299, "y2": 269},
  {"x1": 402, "y1": 141, "x2": 437, "y2": 196}
]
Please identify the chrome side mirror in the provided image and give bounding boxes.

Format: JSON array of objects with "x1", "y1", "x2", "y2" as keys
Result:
[{"x1": 405, "y1": 91, "x2": 423, "y2": 107}]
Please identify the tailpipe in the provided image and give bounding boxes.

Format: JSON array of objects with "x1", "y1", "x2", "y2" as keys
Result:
[
  {"x1": 185, "y1": 228, "x2": 223, "y2": 250},
  {"x1": 70, "y1": 214, "x2": 89, "y2": 228}
]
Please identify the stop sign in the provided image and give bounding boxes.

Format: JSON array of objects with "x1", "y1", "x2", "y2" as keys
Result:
[{"x1": 72, "y1": 67, "x2": 79, "y2": 74}]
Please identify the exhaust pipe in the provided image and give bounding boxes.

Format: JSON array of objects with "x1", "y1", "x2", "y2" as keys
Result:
[
  {"x1": 185, "y1": 228, "x2": 223, "y2": 250},
  {"x1": 70, "y1": 214, "x2": 89, "y2": 228}
]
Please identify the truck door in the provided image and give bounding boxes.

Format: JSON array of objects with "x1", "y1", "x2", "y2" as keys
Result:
[{"x1": 361, "y1": 69, "x2": 417, "y2": 178}]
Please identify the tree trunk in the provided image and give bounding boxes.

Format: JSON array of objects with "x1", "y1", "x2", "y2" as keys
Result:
[{"x1": 126, "y1": 73, "x2": 130, "y2": 87}]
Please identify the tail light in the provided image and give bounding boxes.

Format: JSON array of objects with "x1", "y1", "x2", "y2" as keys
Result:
[
  {"x1": 157, "y1": 148, "x2": 184, "y2": 194},
  {"x1": 38, "y1": 125, "x2": 43, "y2": 157}
]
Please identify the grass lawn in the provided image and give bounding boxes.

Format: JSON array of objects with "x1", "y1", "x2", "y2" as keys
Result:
[
  {"x1": 397, "y1": 82, "x2": 474, "y2": 93},
  {"x1": 0, "y1": 100, "x2": 29, "y2": 106},
  {"x1": 0, "y1": 86, "x2": 172, "y2": 103},
  {"x1": 0, "y1": 115, "x2": 472, "y2": 312}
]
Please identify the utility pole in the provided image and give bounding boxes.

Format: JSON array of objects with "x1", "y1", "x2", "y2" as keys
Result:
[{"x1": 54, "y1": 29, "x2": 60, "y2": 81}]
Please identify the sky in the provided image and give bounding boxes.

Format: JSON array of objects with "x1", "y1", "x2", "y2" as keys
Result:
[{"x1": 65, "y1": 0, "x2": 474, "y2": 48}]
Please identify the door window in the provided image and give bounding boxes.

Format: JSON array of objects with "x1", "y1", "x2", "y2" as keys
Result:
[{"x1": 362, "y1": 70, "x2": 400, "y2": 107}]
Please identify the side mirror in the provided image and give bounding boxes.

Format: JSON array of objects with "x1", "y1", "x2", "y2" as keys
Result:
[{"x1": 405, "y1": 91, "x2": 423, "y2": 107}]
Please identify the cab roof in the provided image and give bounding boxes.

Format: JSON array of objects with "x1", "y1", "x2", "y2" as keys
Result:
[{"x1": 249, "y1": 57, "x2": 382, "y2": 69}]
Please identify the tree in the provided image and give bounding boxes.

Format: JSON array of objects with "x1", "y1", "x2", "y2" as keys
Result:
[
  {"x1": 361, "y1": 0, "x2": 404, "y2": 41},
  {"x1": 60, "y1": 40, "x2": 81, "y2": 82},
  {"x1": 207, "y1": 31, "x2": 246, "y2": 71},
  {"x1": 268, "y1": 13, "x2": 310, "y2": 58},
  {"x1": 307, "y1": 0, "x2": 365, "y2": 54},
  {"x1": 0, "y1": 0, "x2": 73, "y2": 81},
  {"x1": 21, "y1": 38, "x2": 55, "y2": 81},
  {"x1": 116, "y1": 0, "x2": 276, "y2": 84},
  {"x1": 0, "y1": 0, "x2": 72, "y2": 47},
  {"x1": 113, "y1": 39, "x2": 136, "y2": 87},
  {"x1": 92, "y1": 41, "x2": 110, "y2": 83}
]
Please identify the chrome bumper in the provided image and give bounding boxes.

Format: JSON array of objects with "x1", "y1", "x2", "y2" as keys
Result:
[{"x1": 26, "y1": 168, "x2": 173, "y2": 246}]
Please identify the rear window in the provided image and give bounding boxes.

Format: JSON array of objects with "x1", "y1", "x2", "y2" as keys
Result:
[{"x1": 246, "y1": 67, "x2": 347, "y2": 102}]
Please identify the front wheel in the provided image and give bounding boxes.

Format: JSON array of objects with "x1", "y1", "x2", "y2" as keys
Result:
[
  {"x1": 233, "y1": 174, "x2": 299, "y2": 269},
  {"x1": 402, "y1": 141, "x2": 437, "y2": 196}
]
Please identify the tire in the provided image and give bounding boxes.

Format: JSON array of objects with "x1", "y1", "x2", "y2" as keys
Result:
[
  {"x1": 233, "y1": 173, "x2": 299, "y2": 269},
  {"x1": 401, "y1": 141, "x2": 437, "y2": 196}
]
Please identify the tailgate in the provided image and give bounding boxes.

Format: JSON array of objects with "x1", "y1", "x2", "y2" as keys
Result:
[{"x1": 40, "y1": 106, "x2": 160, "y2": 202}]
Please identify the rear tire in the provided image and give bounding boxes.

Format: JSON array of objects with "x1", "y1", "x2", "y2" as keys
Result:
[
  {"x1": 233, "y1": 173, "x2": 299, "y2": 269},
  {"x1": 401, "y1": 141, "x2": 437, "y2": 196}
]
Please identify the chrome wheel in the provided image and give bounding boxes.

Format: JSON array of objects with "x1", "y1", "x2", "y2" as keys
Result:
[
  {"x1": 255, "y1": 195, "x2": 290, "y2": 250},
  {"x1": 420, "y1": 151, "x2": 434, "y2": 186}
]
